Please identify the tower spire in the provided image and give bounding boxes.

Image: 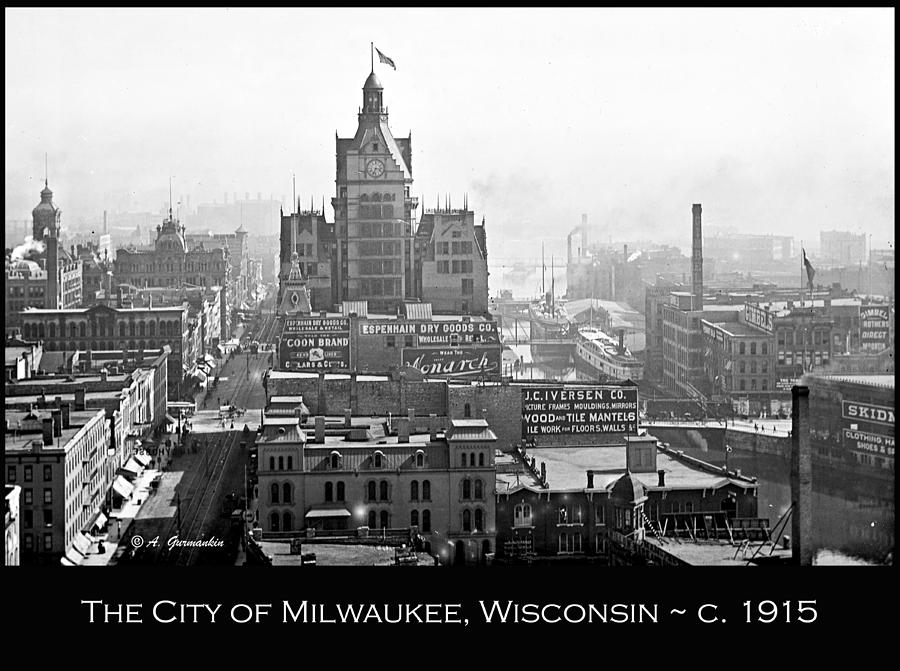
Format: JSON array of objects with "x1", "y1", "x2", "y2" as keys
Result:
[
  {"x1": 169, "y1": 176, "x2": 173, "y2": 218},
  {"x1": 45, "y1": 152, "x2": 48, "y2": 188},
  {"x1": 371, "y1": 42, "x2": 374, "y2": 74}
]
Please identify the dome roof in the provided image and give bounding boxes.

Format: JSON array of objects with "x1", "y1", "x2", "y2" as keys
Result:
[
  {"x1": 610, "y1": 472, "x2": 647, "y2": 503},
  {"x1": 363, "y1": 71, "x2": 383, "y2": 90}
]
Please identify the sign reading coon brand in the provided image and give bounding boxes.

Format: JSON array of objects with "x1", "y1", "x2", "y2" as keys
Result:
[
  {"x1": 402, "y1": 347, "x2": 501, "y2": 379},
  {"x1": 522, "y1": 386, "x2": 639, "y2": 436},
  {"x1": 360, "y1": 320, "x2": 499, "y2": 345},
  {"x1": 279, "y1": 317, "x2": 351, "y2": 370}
]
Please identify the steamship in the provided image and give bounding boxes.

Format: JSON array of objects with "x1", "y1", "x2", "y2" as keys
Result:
[{"x1": 573, "y1": 327, "x2": 644, "y2": 381}]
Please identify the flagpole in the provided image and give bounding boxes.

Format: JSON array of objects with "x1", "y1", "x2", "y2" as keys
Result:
[
  {"x1": 371, "y1": 42, "x2": 374, "y2": 73},
  {"x1": 800, "y1": 241, "x2": 803, "y2": 307}
]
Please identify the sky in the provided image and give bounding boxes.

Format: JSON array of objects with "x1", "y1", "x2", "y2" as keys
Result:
[{"x1": 4, "y1": 8, "x2": 895, "y2": 258}]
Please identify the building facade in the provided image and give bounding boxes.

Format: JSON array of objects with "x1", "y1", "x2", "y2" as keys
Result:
[{"x1": 5, "y1": 485, "x2": 21, "y2": 566}]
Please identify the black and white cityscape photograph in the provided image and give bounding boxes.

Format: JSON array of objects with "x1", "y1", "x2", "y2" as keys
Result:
[{"x1": 4, "y1": 7, "x2": 893, "y2": 575}]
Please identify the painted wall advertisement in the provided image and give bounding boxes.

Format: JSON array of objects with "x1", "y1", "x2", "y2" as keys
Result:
[
  {"x1": 361, "y1": 320, "x2": 499, "y2": 345},
  {"x1": 402, "y1": 346, "x2": 501, "y2": 379},
  {"x1": 279, "y1": 317, "x2": 350, "y2": 370},
  {"x1": 859, "y1": 306, "x2": 890, "y2": 352},
  {"x1": 522, "y1": 386, "x2": 639, "y2": 436},
  {"x1": 743, "y1": 304, "x2": 774, "y2": 332},
  {"x1": 843, "y1": 429, "x2": 895, "y2": 459}
]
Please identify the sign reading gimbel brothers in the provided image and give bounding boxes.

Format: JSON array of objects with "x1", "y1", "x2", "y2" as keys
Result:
[
  {"x1": 522, "y1": 386, "x2": 639, "y2": 436},
  {"x1": 859, "y1": 305, "x2": 890, "y2": 352},
  {"x1": 280, "y1": 318, "x2": 351, "y2": 370},
  {"x1": 402, "y1": 346, "x2": 501, "y2": 379}
]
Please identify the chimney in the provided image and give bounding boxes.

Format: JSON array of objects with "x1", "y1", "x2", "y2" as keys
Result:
[
  {"x1": 429, "y1": 413, "x2": 437, "y2": 441},
  {"x1": 100, "y1": 369, "x2": 108, "y2": 382},
  {"x1": 103, "y1": 210, "x2": 108, "y2": 235},
  {"x1": 51, "y1": 409, "x2": 62, "y2": 437},
  {"x1": 42, "y1": 417, "x2": 54, "y2": 446},
  {"x1": 624, "y1": 244, "x2": 628, "y2": 262},
  {"x1": 587, "y1": 469, "x2": 594, "y2": 489},
  {"x1": 791, "y1": 385, "x2": 813, "y2": 566},
  {"x1": 657, "y1": 469, "x2": 666, "y2": 487},
  {"x1": 692, "y1": 204, "x2": 703, "y2": 310},
  {"x1": 398, "y1": 417, "x2": 410, "y2": 444},
  {"x1": 344, "y1": 408, "x2": 352, "y2": 428},
  {"x1": 61, "y1": 403, "x2": 71, "y2": 429},
  {"x1": 315, "y1": 416, "x2": 325, "y2": 444},
  {"x1": 581, "y1": 213, "x2": 588, "y2": 252},
  {"x1": 618, "y1": 330, "x2": 625, "y2": 354},
  {"x1": 74, "y1": 387, "x2": 86, "y2": 411},
  {"x1": 540, "y1": 461, "x2": 547, "y2": 485}
]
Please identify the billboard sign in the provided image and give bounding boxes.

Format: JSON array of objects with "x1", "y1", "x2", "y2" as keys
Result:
[
  {"x1": 279, "y1": 318, "x2": 351, "y2": 370},
  {"x1": 743, "y1": 304, "x2": 774, "y2": 332},
  {"x1": 360, "y1": 320, "x2": 499, "y2": 345},
  {"x1": 843, "y1": 429, "x2": 895, "y2": 459},
  {"x1": 402, "y1": 346, "x2": 501, "y2": 379},
  {"x1": 522, "y1": 386, "x2": 639, "y2": 436},
  {"x1": 842, "y1": 401, "x2": 894, "y2": 428},
  {"x1": 860, "y1": 306, "x2": 890, "y2": 352}
]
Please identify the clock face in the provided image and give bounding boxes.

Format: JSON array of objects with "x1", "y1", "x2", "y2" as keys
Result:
[{"x1": 366, "y1": 159, "x2": 385, "y2": 178}]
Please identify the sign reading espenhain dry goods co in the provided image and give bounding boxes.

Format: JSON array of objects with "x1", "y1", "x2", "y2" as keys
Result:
[
  {"x1": 843, "y1": 428, "x2": 895, "y2": 458},
  {"x1": 280, "y1": 317, "x2": 350, "y2": 370},
  {"x1": 360, "y1": 320, "x2": 499, "y2": 345},
  {"x1": 522, "y1": 386, "x2": 639, "y2": 436},
  {"x1": 842, "y1": 400, "x2": 895, "y2": 427},
  {"x1": 859, "y1": 305, "x2": 890, "y2": 352},
  {"x1": 402, "y1": 346, "x2": 501, "y2": 379}
]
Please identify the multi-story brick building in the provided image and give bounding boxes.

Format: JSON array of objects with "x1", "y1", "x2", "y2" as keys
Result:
[
  {"x1": 701, "y1": 318, "x2": 776, "y2": 416},
  {"x1": 5, "y1": 485, "x2": 21, "y2": 566},
  {"x1": 255, "y1": 414, "x2": 497, "y2": 565}
]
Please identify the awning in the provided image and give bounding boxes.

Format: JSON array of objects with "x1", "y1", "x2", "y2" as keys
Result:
[
  {"x1": 191, "y1": 369, "x2": 208, "y2": 382},
  {"x1": 60, "y1": 554, "x2": 79, "y2": 566},
  {"x1": 73, "y1": 531, "x2": 93, "y2": 555},
  {"x1": 63, "y1": 546, "x2": 84, "y2": 566},
  {"x1": 89, "y1": 512, "x2": 108, "y2": 533},
  {"x1": 305, "y1": 508, "x2": 352, "y2": 519},
  {"x1": 134, "y1": 453, "x2": 151, "y2": 467},
  {"x1": 120, "y1": 457, "x2": 142, "y2": 476},
  {"x1": 113, "y1": 475, "x2": 135, "y2": 500}
]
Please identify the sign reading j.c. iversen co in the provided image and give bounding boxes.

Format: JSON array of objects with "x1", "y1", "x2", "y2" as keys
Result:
[{"x1": 522, "y1": 386, "x2": 639, "y2": 436}]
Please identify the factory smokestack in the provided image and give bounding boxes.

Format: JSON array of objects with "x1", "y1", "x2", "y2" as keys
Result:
[
  {"x1": 581, "y1": 213, "x2": 589, "y2": 253},
  {"x1": 691, "y1": 204, "x2": 703, "y2": 310}
]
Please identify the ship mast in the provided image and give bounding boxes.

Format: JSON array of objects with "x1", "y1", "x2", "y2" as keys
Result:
[
  {"x1": 551, "y1": 256, "x2": 556, "y2": 317},
  {"x1": 541, "y1": 242, "x2": 546, "y2": 300}
]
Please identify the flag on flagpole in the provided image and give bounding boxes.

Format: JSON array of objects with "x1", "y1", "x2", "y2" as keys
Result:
[
  {"x1": 802, "y1": 248, "x2": 816, "y2": 290},
  {"x1": 375, "y1": 46, "x2": 396, "y2": 70}
]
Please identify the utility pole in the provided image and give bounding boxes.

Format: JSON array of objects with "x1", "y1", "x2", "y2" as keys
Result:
[{"x1": 176, "y1": 492, "x2": 182, "y2": 535}]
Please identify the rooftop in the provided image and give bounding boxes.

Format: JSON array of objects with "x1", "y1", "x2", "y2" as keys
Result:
[
  {"x1": 816, "y1": 374, "x2": 895, "y2": 390},
  {"x1": 256, "y1": 541, "x2": 433, "y2": 567},
  {"x1": 709, "y1": 321, "x2": 770, "y2": 337},
  {"x1": 4, "y1": 409, "x2": 105, "y2": 453}
]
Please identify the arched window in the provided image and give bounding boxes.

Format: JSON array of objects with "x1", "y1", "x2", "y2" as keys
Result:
[
  {"x1": 287, "y1": 456, "x2": 293, "y2": 470},
  {"x1": 325, "y1": 482, "x2": 333, "y2": 502},
  {"x1": 278, "y1": 456, "x2": 284, "y2": 470},
  {"x1": 474, "y1": 479, "x2": 483, "y2": 499},
  {"x1": 368, "y1": 510, "x2": 376, "y2": 528},
  {"x1": 410, "y1": 480, "x2": 419, "y2": 501},
  {"x1": 70, "y1": 323, "x2": 77, "y2": 338},
  {"x1": 138, "y1": 322, "x2": 145, "y2": 336},
  {"x1": 469, "y1": 453, "x2": 476, "y2": 467},
  {"x1": 462, "y1": 479, "x2": 471, "y2": 500},
  {"x1": 336, "y1": 482, "x2": 345, "y2": 501},
  {"x1": 149, "y1": 322, "x2": 155, "y2": 336},
  {"x1": 120, "y1": 323, "x2": 126, "y2": 337},
  {"x1": 270, "y1": 483, "x2": 280, "y2": 504},
  {"x1": 422, "y1": 480, "x2": 431, "y2": 501},
  {"x1": 49, "y1": 323, "x2": 56, "y2": 338},
  {"x1": 415, "y1": 450, "x2": 425, "y2": 468},
  {"x1": 129, "y1": 323, "x2": 135, "y2": 337},
  {"x1": 474, "y1": 509, "x2": 483, "y2": 532},
  {"x1": 282, "y1": 511, "x2": 293, "y2": 531},
  {"x1": 462, "y1": 509, "x2": 472, "y2": 532},
  {"x1": 79, "y1": 323, "x2": 86, "y2": 337},
  {"x1": 479, "y1": 453, "x2": 485, "y2": 467},
  {"x1": 330, "y1": 451, "x2": 341, "y2": 469},
  {"x1": 411, "y1": 509, "x2": 419, "y2": 527},
  {"x1": 269, "y1": 457, "x2": 275, "y2": 471},
  {"x1": 367, "y1": 481, "x2": 376, "y2": 501},
  {"x1": 460, "y1": 453, "x2": 466, "y2": 467},
  {"x1": 422, "y1": 509, "x2": 431, "y2": 532},
  {"x1": 464, "y1": 403, "x2": 471, "y2": 418},
  {"x1": 373, "y1": 451, "x2": 383, "y2": 468},
  {"x1": 380, "y1": 510, "x2": 389, "y2": 528},
  {"x1": 379, "y1": 480, "x2": 389, "y2": 501},
  {"x1": 270, "y1": 512, "x2": 280, "y2": 532}
]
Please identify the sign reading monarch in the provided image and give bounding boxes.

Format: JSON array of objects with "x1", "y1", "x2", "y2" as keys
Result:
[
  {"x1": 522, "y1": 386, "x2": 639, "y2": 436},
  {"x1": 402, "y1": 346, "x2": 501, "y2": 379},
  {"x1": 279, "y1": 318, "x2": 351, "y2": 370}
]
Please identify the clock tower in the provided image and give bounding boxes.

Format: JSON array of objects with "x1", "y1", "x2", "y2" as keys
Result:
[{"x1": 332, "y1": 70, "x2": 418, "y2": 313}]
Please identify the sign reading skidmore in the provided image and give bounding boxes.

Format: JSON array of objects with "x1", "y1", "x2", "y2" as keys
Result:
[{"x1": 522, "y1": 386, "x2": 639, "y2": 436}]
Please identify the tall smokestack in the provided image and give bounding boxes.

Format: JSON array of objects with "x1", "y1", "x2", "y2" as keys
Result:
[
  {"x1": 691, "y1": 204, "x2": 703, "y2": 310},
  {"x1": 103, "y1": 210, "x2": 108, "y2": 235},
  {"x1": 790, "y1": 385, "x2": 813, "y2": 566},
  {"x1": 581, "y1": 213, "x2": 588, "y2": 253}
]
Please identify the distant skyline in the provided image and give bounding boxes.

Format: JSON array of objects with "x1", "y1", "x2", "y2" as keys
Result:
[{"x1": 5, "y1": 8, "x2": 894, "y2": 254}]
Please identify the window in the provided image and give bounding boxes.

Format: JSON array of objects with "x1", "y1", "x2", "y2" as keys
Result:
[
  {"x1": 462, "y1": 509, "x2": 472, "y2": 532},
  {"x1": 269, "y1": 457, "x2": 275, "y2": 471},
  {"x1": 750, "y1": 342, "x2": 757, "y2": 355},
  {"x1": 460, "y1": 453, "x2": 466, "y2": 467},
  {"x1": 270, "y1": 512, "x2": 280, "y2": 532},
  {"x1": 386, "y1": 336, "x2": 396, "y2": 348},
  {"x1": 331, "y1": 452, "x2": 341, "y2": 469},
  {"x1": 411, "y1": 509, "x2": 419, "y2": 527},
  {"x1": 380, "y1": 511, "x2": 389, "y2": 529},
  {"x1": 6, "y1": 466, "x2": 14, "y2": 482},
  {"x1": 24, "y1": 466, "x2": 32, "y2": 483},
  {"x1": 762, "y1": 341, "x2": 768, "y2": 355},
  {"x1": 410, "y1": 481, "x2": 419, "y2": 501},
  {"x1": 24, "y1": 534, "x2": 34, "y2": 551},
  {"x1": 24, "y1": 510, "x2": 33, "y2": 529},
  {"x1": 462, "y1": 479, "x2": 471, "y2": 500},
  {"x1": 474, "y1": 479, "x2": 483, "y2": 499},
  {"x1": 325, "y1": 482, "x2": 333, "y2": 502},
  {"x1": 478, "y1": 453, "x2": 485, "y2": 467},
  {"x1": 739, "y1": 361, "x2": 746, "y2": 374},
  {"x1": 422, "y1": 509, "x2": 431, "y2": 532},
  {"x1": 287, "y1": 456, "x2": 293, "y2": 470},
  {"x1": 558, "y1": 505, "x2": 568, "y2": 524},
  {"x1": 24, "y1": 489, "x2": 32, "y2": 505},
  {"x1": 271, "y1": 483, "x2": 280, "y2": 504},
  {"x1": 367, "y1": 481, "x2": 376, "y2": 501},
  {"x1": 422, "y1": 480, "x2": 431, "y2": 501},
  {"x1": 44, "y1": 533, "x2": 53, "y2": 551},
  {"x1": 739, "y1": 379, "x2": 746, "y2": 391},
  {"x1": 336, "y1": 482, "x2": 345, "y2": 501},
  {"x1": 374, "y1": 451, "x2": 383, "y2": 468},
  {"x1": 43, "y1": 489, "x2": 52, "y2": 504},
  {"x1": 415, "y1": 451, "x2": 425, "y2": 468},
  {"x1": 278, "y1": 456, "x2": 284, "y2": 471},
  {"x1": 44, "y1": 509, "x2": 52, "y2": 527},
  {"x1": 595, "y1": 505, "x2": 606, "y2": 525},
  {"x1": 368, "y1": 510, "x2": 377, "y2": 528},
  {"x1": 762, "y1": 379, "x2": 768, "y2": 391},
  {"x1": 379, "y1": 480, "x2": 389, "y2": 501},
  {"x1": 464, "y1": 403, "x2": 472, "y2": 418},
  {"x1": 43, "y1": 465, "x2": 52, "y2": 481},
  {"x1": 462, "y1": 278, "x2": 474, "y2": 295},
  {"x1": 282, "y1": 512, "x2": 293, "y2": 532}
]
